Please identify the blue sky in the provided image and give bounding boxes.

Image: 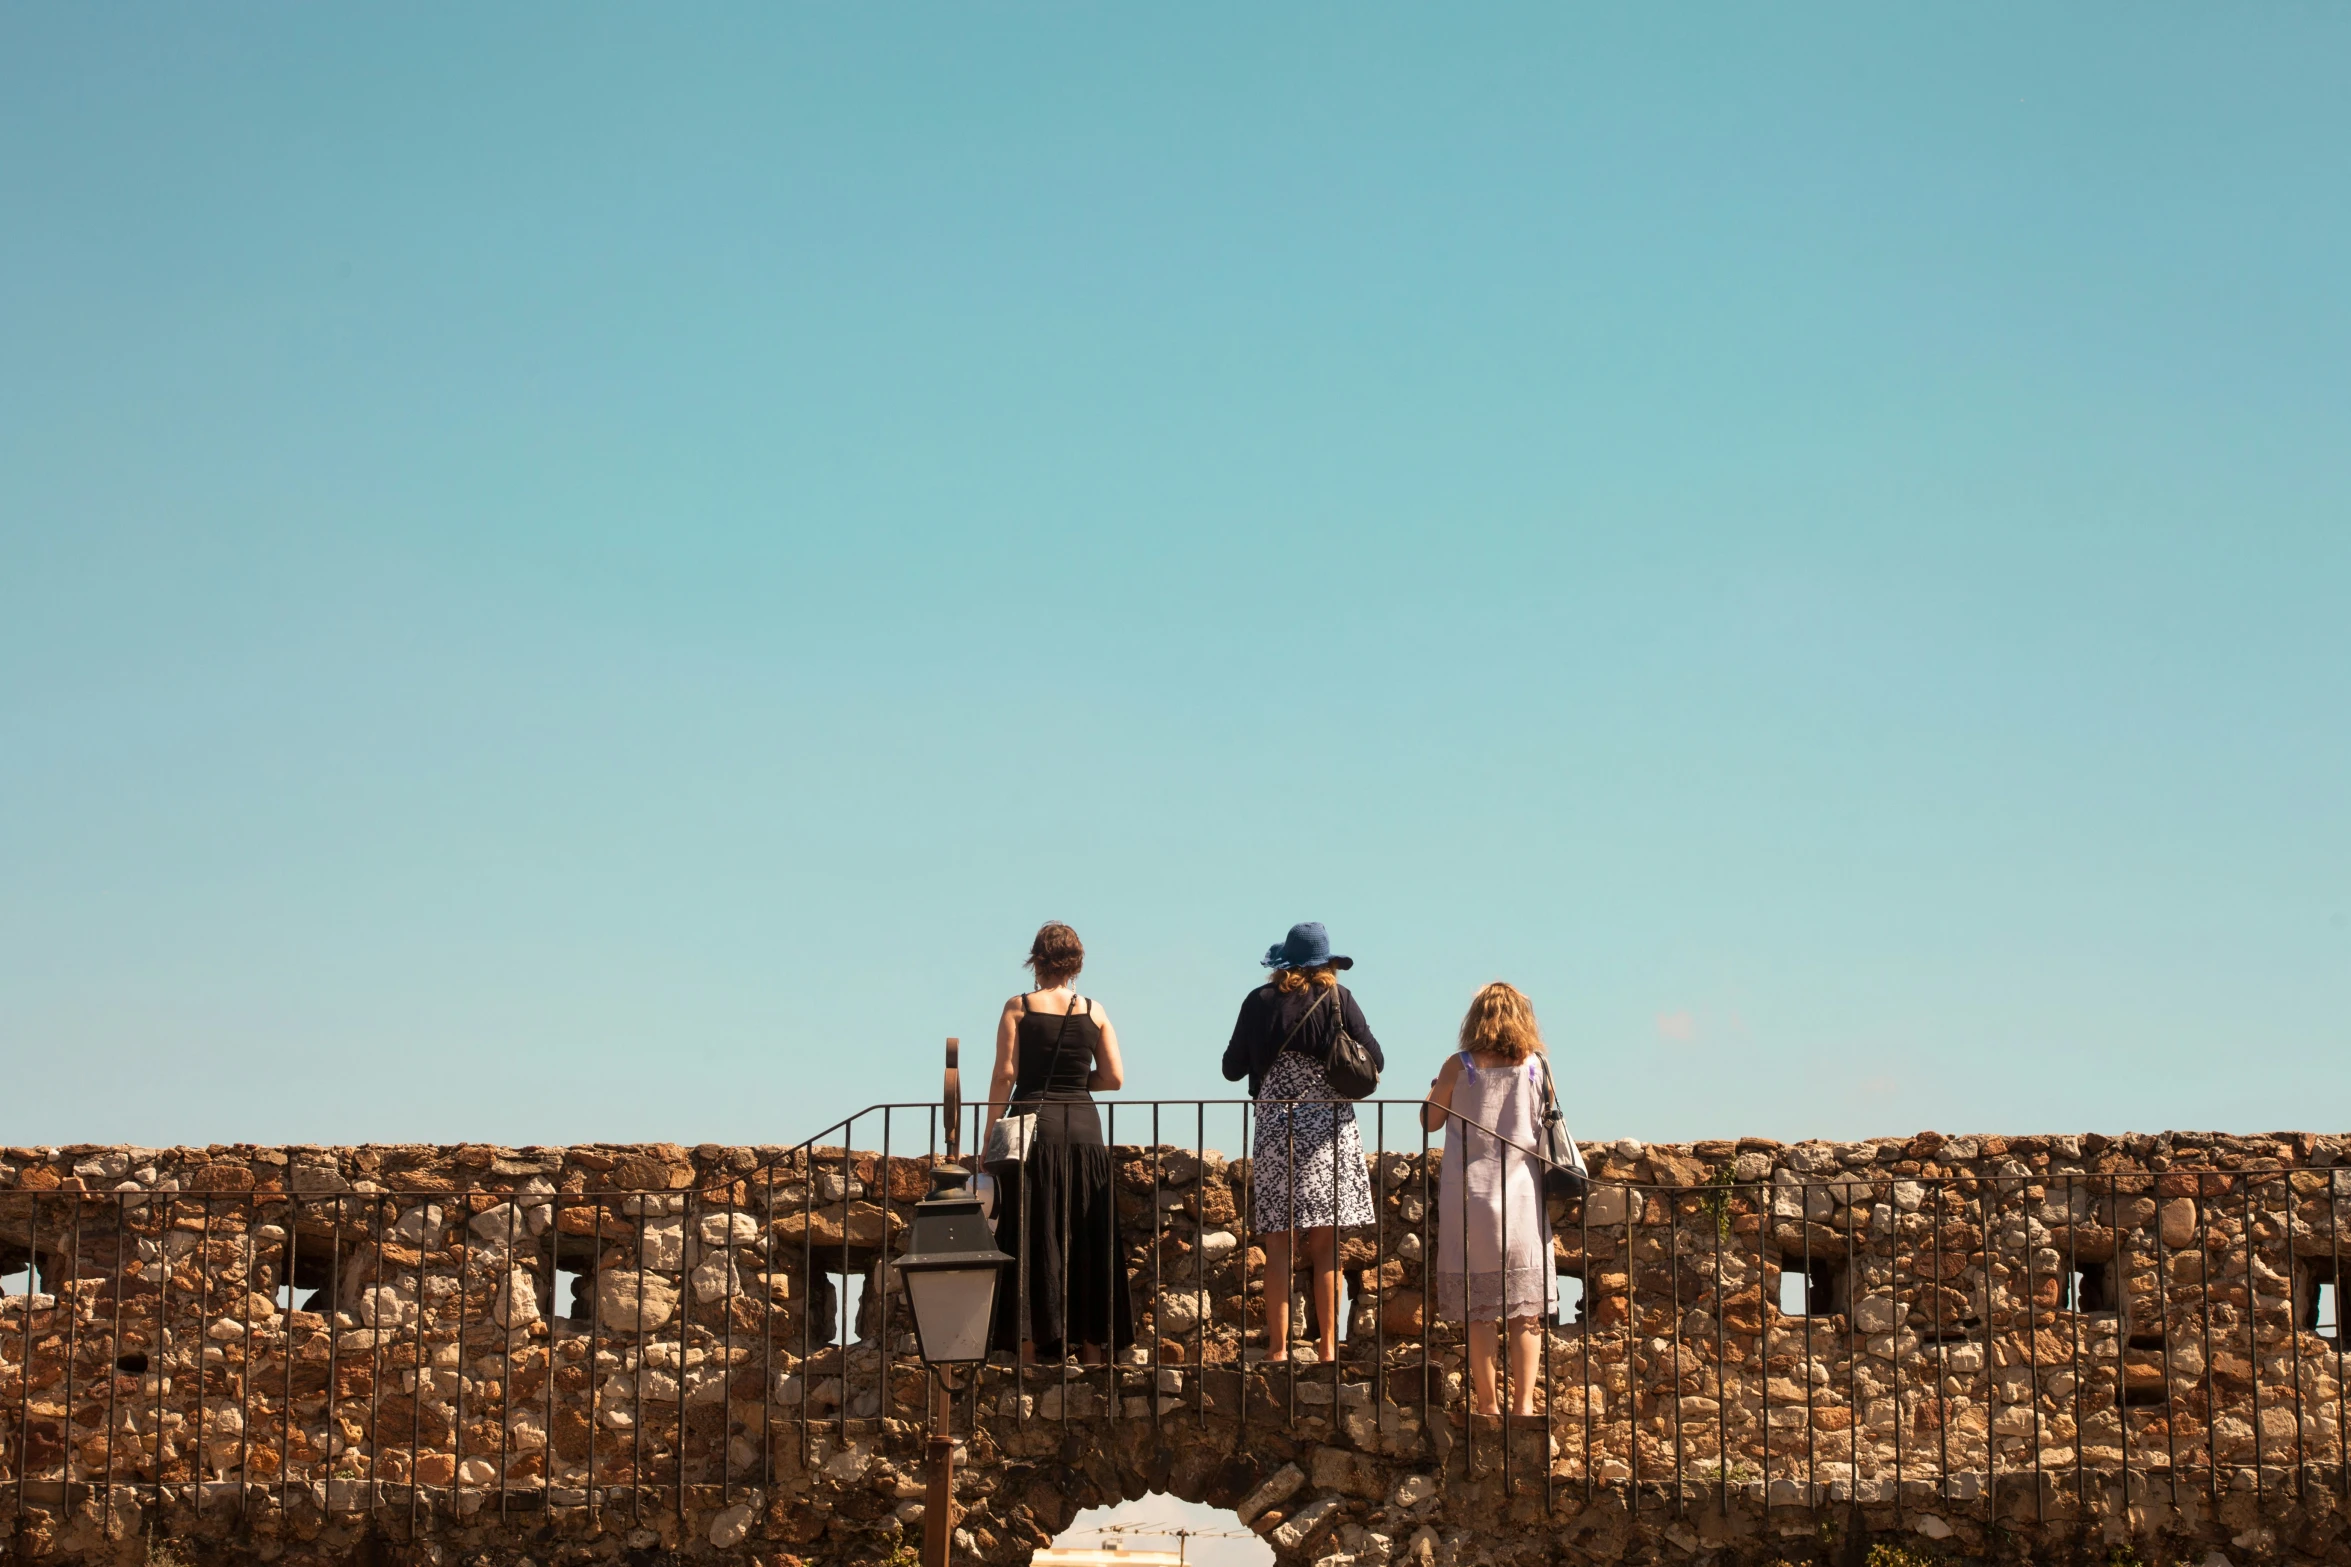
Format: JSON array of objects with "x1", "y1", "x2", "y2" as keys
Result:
[{"x1": 3, "y1": 6, "x2": 2346, "y2": 1151}]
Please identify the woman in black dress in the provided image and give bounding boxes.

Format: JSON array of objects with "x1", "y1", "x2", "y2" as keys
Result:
[{"x1": 981, "y1": 922, "x2": 1136, "y2": 1364}]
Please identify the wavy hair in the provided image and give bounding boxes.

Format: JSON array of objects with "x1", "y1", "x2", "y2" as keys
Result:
[
  {"x1": 1024, "y1": 922, "x2": 1084, "y2": 988},
  {"x1": 1272, "y1": 965, "x2": 1341, "y2": 993},
  {"x1": 1459, "y1": 981, "x2": 1543, "y2": 1063}
]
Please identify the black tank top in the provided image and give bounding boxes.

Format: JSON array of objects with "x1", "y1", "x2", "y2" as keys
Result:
[{"x1": 1012, "y1": 994, "x2": 1099, "y2": 1101}]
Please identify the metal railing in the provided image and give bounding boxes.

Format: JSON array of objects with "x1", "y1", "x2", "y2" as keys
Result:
[{"x1": 0, "y1": 1105, "x2": 2342, "y2": 1537}]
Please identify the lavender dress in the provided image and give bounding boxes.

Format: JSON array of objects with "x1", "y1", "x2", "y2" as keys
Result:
[{"x1": 1435, "y1": 1051, "x2": 1559, "y2": 1323}]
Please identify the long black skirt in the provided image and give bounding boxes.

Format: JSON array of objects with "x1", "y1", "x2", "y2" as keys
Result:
[{"x1": 985, "y1": 1097, "x2": 1136, "y2": 1357}]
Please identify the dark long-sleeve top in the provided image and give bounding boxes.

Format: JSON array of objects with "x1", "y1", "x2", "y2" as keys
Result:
[{"x1": 1221, "y1": 982, "x2": 1385, "y2": 1099}]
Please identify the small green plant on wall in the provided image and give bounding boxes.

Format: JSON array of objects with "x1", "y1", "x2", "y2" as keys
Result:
[{"x1": 1701, "y1": 1164, "x2": 1737, "y2": 1237}]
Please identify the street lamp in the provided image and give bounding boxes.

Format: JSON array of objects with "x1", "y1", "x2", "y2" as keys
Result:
[
  {"x1": 901, "y1": 1038, "x2": 1013, "y2": 1567},
  {"x1": 898, "y1": 1162, "x2": 1011, "y2": 1367}
]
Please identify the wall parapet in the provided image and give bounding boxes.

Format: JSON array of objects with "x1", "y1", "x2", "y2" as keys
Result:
[{"x1": 0, "y1": 1121, "x2": 2346, "y2": 1567}]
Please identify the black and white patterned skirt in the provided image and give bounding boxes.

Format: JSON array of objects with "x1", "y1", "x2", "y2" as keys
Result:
[{"x1": 1250, "y1": 1050, "x2": 1377, "y2": 1232}]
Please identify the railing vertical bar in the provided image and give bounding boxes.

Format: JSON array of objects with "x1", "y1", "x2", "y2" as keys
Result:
[
  {"x1": 1058, "y1": 1110, "x2": 1072, "y2": 1437},
  {"x1": 2026, "y1": 1171, "x2": 2042, "y2": 1523},
  {"x1": 801, "y1": 1139, "x2": 815, "y2": 1464},
  {"x1": 1983, "y1": 1181, "x2": 1996, "y2": 1527},
  {"x1": 1239, "y1": 1100, "x2": 1251, "y2": 1440},
  {"x1": 18, "y1": 1192, "x2": 37, "y2": 1532},
  {"x1": 453, "y1": 1190, "x2": 470, "y2": 1522},
  {"x1": 1757, "y1": 1175, "x2": 1768, "y2": 1509},
  {"x1": 2286, "y1": 1173, "x2": 2307, "y2": 1503},
  {"x1": 549, "y1": 1193, "x2": 565, "y2": 1517},
  {"x1": 1801, "y1": 1184, "x2": 1814, "y2": 1503},
  {"x1": 1109, "y1": 1099, "x2": 1121, "y2": 1432},
  {"x1": 1329, "y1": 1094, "x2": 1340, "y2": 1426},
  {"x1": 2115, "y1": 1173, "x2": 2131, "y2": 1506},
  {"x1": 367, "y1": 1196, "x2": 384, "y2": 1525},
  {"x1": 1628, "y1": 1181, "x2": 1639, "y2": 1518},
  {"x1": 1542, "y1": 1135, "x2": 1554, "y2": 1517},
  {"x1": 62, "y1": 1200, "x2": 81, "y2": 1508},
  {"x1": 1668, "y1": 1185, "x2": 1682, "y2": 1514},
  {"x1": 1934, "y1": 1179, "x2": 1948, "y2": 1498},
  {"x1": 196, "y1": 1202, "x2": 215, "y2": 1522},
  {"x1": 1843, "y1": 1189, "x2": 1857, "y2": 1510},
  {"x1": 105, "y1": 1193, "x2": 124, "y2": 1527},
  {"x1": 631, "y1": 1201, "x2": 648, "y2": 1526},
  {"x1": 839, "y1": 1129, "x2": 852, "y2": 1454},
  {"x1": 1711, "y1": 1178, "x2": 1725, "y2": 1516},
  {"x1": 2245, "y1": 1176, "x2": 2259, "y2": 1508},
  {"x1": 585, "y1": 1194, "x2": 605, "y2": 1523},
  {"x1": 874, "y1": 1110, "x2": 889, "y2": 1437},
  {"x1": 1456, "y1": 1100, "x2": 1469, "y2": 1474},
  {"x1": 1197, "y1": 1103, "x2": 1208, "y2": 1430},
  {"x1": 2067, "y1": 1174, "x2": 2082, "y2": 1514},
  {"x1": 1016, "y1": 1106, "x2": 1030, "y2": 1432},
  {"x1": 2156, "y1": 1171, "x2": 2177, "y2": 1504},
  {"x1": 281, "y1": 1193, "x2": 301, "y2": 1518},
  {"x1": 1285, "y1": 1104, "x2": 1297, "y2": 1429},
  {"x1": 1418, "y1": 1112, "x2": 1429, "y2": 1446},
  {"x1": 497, "y1": 1199, "x2": 513, "y2": 1527},
  {"x1": 162, "y1": 1190, "x2": 181, "y2": 1515},
  {"x1": 677, "y1": 1184, "x2": 693, "y2": 1524},
  {"x1": 1373, "y1": 1102, "x2": 1386, "y2": 1418},
  {"x1": 1893, "y1": 1179, "x2": 1904, "y2": 1503},
  {"x1": 1580, "y1": 1183, "x2": 1592, "y2": 1503},
  {"x1": 2331, "y1": 1179, "x2": 2347, "y2": 1500},
  {"x1": 411, "y1": 1196, "x2": 428, "y2": 1537},
  {"x1": 2198, "y1": 1174, "x2": 2216, "y2": 1505},
  {"x1": 1151, "y1": 1103, "x2": 1163, "y2": 1441}
]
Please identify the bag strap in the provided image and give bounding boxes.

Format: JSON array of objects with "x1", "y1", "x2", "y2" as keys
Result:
[
  {"x1": 1029, "y1": 991, "x2": 1084, "y2": 1098},
  {"x1": 1274, "y1": 984, "x2": 1334, "y2": 1059},
  {"x1": 1535, "y1": 1053, "x2": 1586, "y2": 1172}
]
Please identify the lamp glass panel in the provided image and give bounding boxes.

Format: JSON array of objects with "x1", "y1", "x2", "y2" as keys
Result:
[{"x1": 905, "y1": 1266, "x2": 1001, "y2": 1364}]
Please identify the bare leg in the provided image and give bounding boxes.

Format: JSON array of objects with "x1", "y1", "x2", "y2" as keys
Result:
[
  {"x1": 1467, "y1": 1319, "x2": 1501, "y2": 1415},
  {"x1": 1305, "y1": 1227, "x2": 1340, "y2": 1362},
  {"x1": 1507, "y1": 1315, "x2": 1543, "y2": 1417},
  {"x1": 1262, "y1": 1229, "x2": 1295, "y2": 1359}
]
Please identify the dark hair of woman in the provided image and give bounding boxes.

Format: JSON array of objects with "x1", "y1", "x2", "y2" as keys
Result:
[{"x1": 1025, "y1": 921, "x2": 1085, "y2": 988}]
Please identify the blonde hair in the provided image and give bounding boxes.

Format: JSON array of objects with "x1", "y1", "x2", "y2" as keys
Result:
[
  {"x1": 1459, "y1": 982, "x2": 1543, "y2": 1063},
  {"x1": 1272, "y1": 965, "x2": 1340, "y2": 993}
]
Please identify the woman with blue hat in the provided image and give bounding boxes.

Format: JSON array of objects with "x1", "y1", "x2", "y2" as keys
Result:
[{"x1": 1221, "y1": 921, "x2": 1384, "y2": 1363}]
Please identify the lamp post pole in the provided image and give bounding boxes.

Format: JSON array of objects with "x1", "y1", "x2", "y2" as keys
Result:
[{"x1": 923, "y1": 1371, "x2": 955, "y2": 1567}]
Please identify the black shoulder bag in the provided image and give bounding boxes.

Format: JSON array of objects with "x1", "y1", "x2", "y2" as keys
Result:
[{"x1": 1321, "y1": 985, "x2": 1381, "y2": 1101}]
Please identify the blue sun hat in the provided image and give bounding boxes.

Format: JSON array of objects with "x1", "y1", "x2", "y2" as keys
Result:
[{"x1": 1262, "y1": 921, "x2": 1353, "y2": 971}]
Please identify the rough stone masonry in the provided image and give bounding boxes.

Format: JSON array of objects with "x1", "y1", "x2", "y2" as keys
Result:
[{"x1": 1, "y1": 1130, "x2": 2347, "y2": 1567}]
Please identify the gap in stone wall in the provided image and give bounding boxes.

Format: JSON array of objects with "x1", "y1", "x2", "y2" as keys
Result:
[{"x1": 837, "y1": 1268, "x2": 867, "y2": 1346}]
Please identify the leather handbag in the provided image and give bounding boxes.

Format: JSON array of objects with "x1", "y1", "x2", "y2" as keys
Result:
[
  {"x1": 1533, "y1": 1053, "x2": 1589, "y2": 1199},
  {"x1": 980, "y1": 997, "x2": 1084, "y2": 1166},
  {"x1": 1321, "y1": 986, "x2": 1381, "y2": 1101}
]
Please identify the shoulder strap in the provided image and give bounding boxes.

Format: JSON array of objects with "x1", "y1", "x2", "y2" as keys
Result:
[
  {"x1": 1039, "y1": 991, "x2": 1083, "y2": 1088},
  {"x1": 1275, "y1": 984, "x2": 1334, "y2": 1055}
]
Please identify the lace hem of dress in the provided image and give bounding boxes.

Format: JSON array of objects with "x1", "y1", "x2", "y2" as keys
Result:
[{"x1": 1434, "y1": 1265, "x2": 1556, "y2": 1323}]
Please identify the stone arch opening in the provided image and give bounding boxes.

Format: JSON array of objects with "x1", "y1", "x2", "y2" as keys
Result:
[{"x1": 1050, "y1": 1497, "x2": 1273, "y2": 1567}]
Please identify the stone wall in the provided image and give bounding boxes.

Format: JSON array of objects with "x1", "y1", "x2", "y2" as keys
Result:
[{"x1": 1, "y1": 1129, "x2": 2347, "y2": 1567}]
